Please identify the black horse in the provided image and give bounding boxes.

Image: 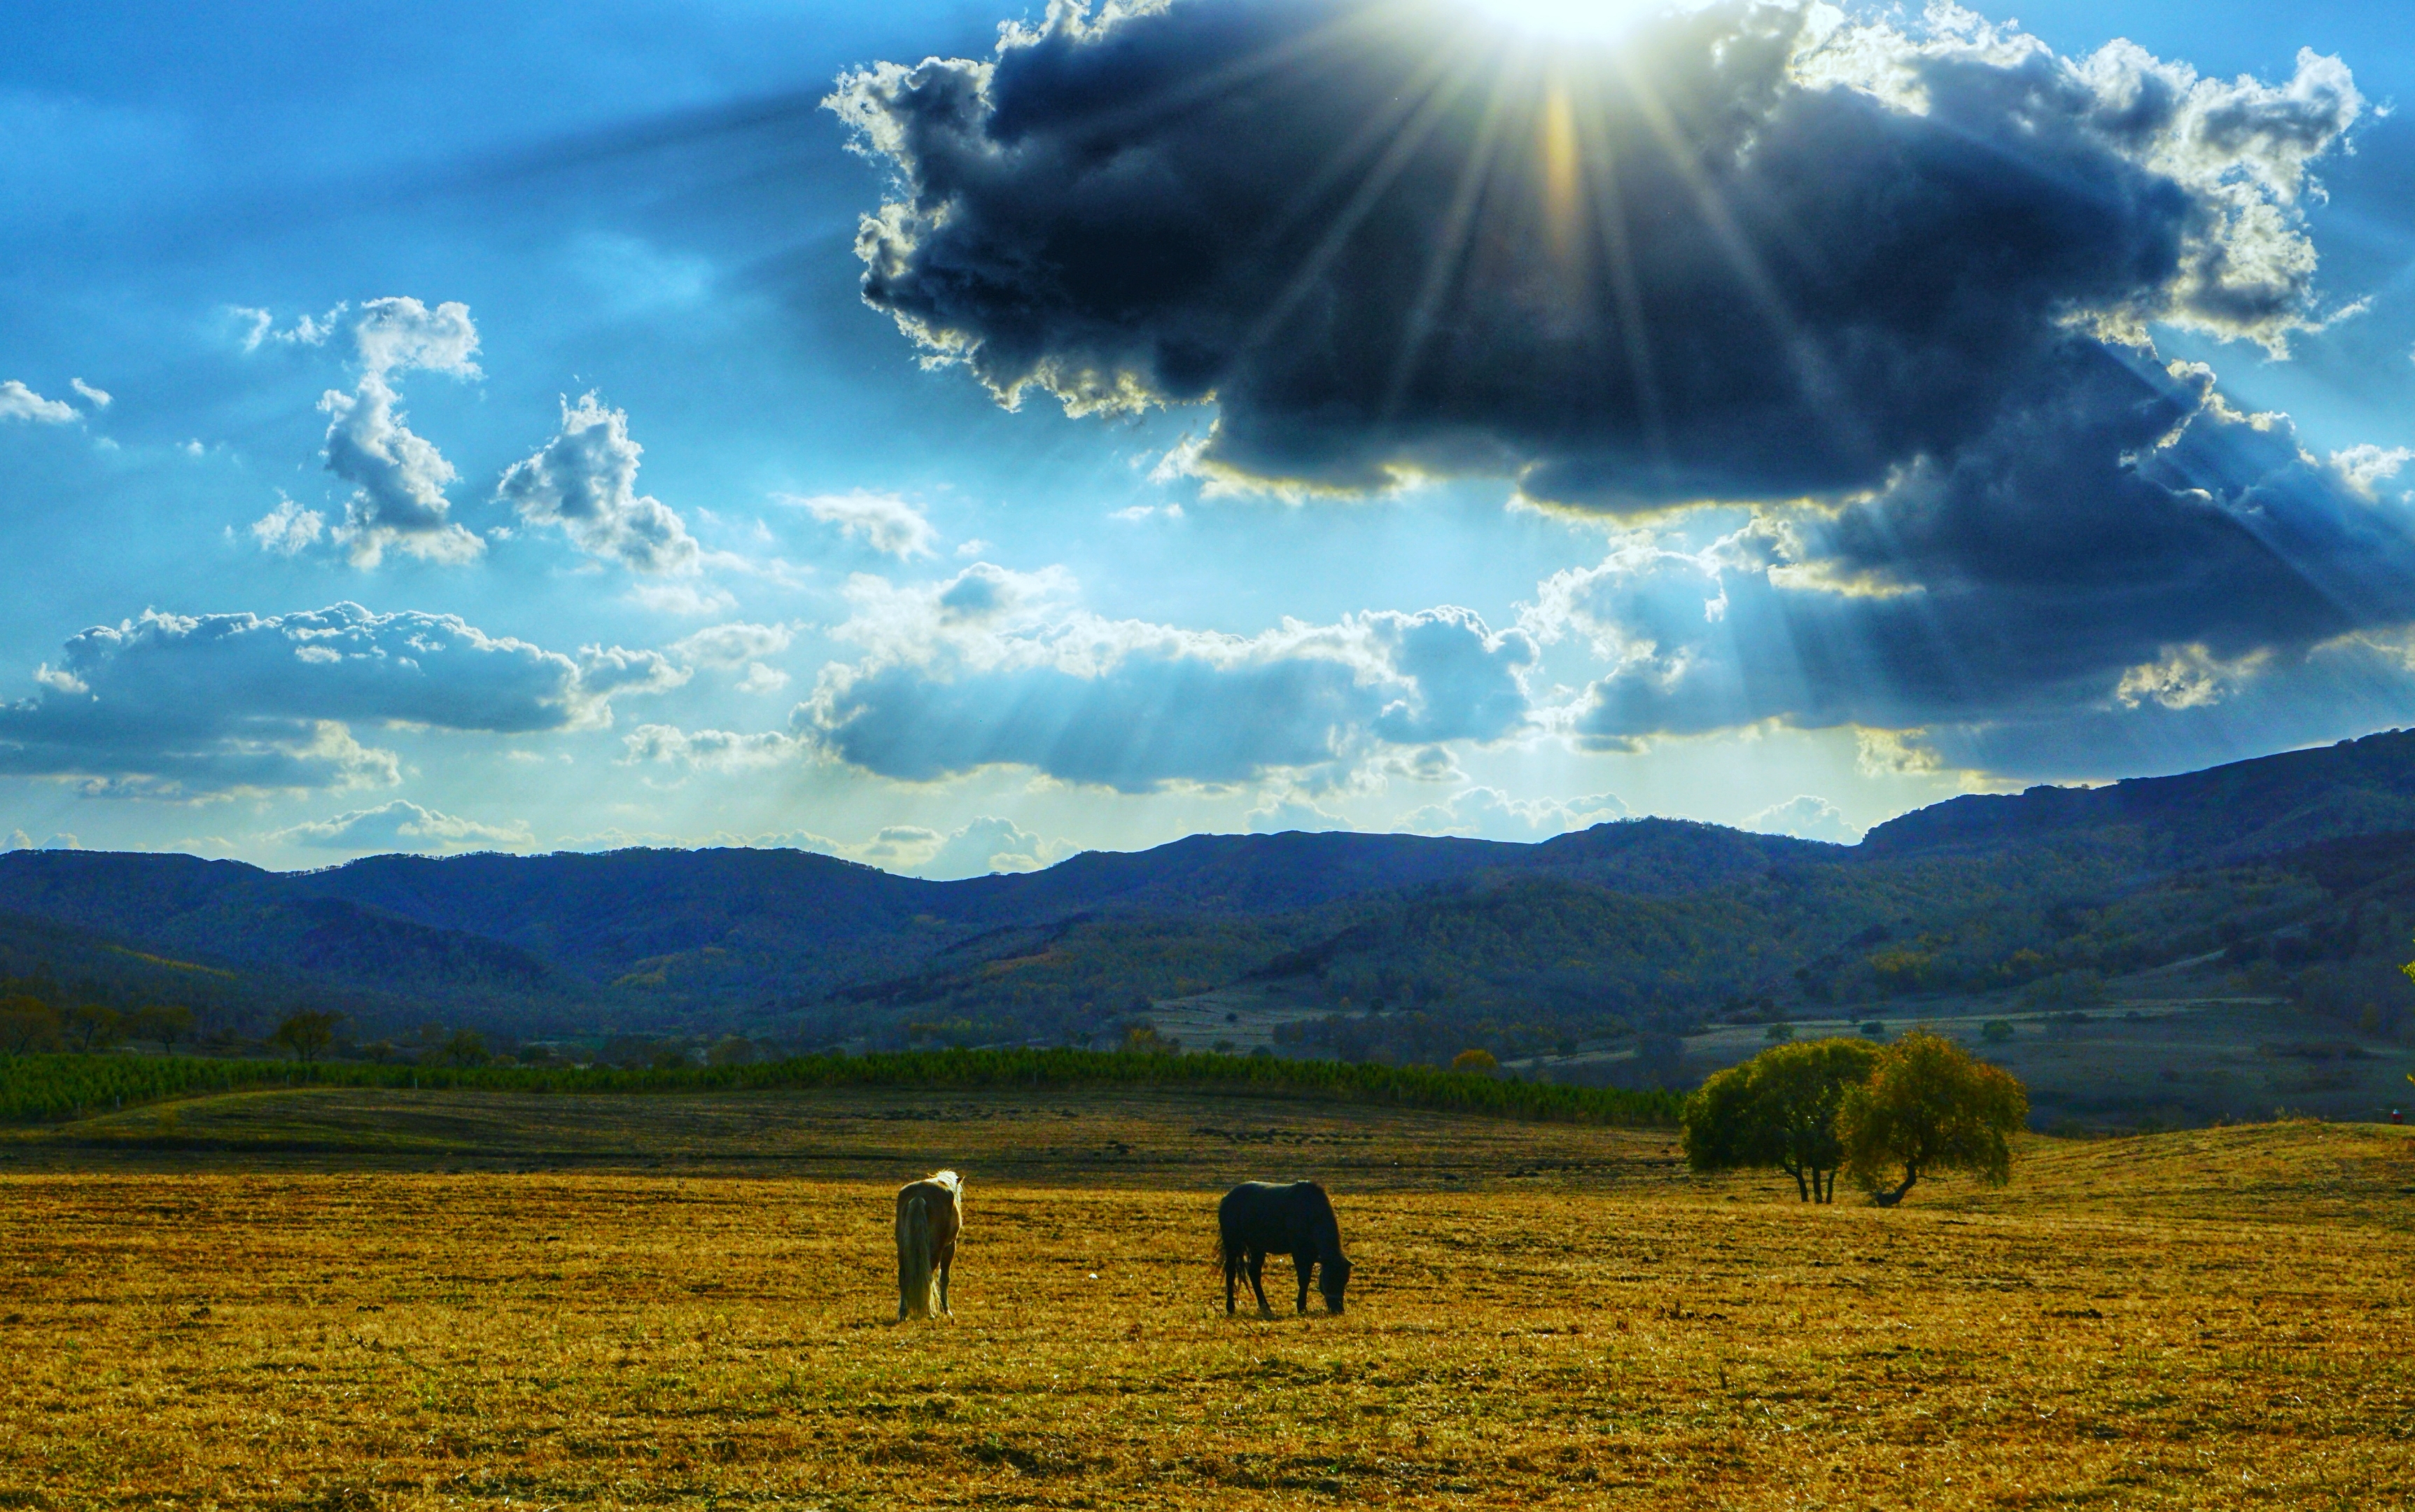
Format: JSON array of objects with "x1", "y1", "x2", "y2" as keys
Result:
[{"x1": 1217, "y1": 1180, "x2": 1351, "y2": 1317}]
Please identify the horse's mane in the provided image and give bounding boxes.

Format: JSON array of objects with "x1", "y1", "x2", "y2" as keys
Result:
[{"x1": 1303, "y1": 1183, "x2": 1344, "y2": 1260}]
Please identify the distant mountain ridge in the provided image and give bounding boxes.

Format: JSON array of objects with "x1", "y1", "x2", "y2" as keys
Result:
[{"x1": 6, "y1": 727, "x2": 2415, "y2": 1053}]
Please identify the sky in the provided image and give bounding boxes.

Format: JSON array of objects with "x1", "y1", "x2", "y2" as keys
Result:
[{"x1": 2, "y1": 0, "x2": 2412, "y2": 878}]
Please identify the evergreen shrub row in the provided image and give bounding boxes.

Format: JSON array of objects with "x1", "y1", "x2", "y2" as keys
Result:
[{"x1": 0, "y1": 1049, "x2": 1681, "y2": 1128}]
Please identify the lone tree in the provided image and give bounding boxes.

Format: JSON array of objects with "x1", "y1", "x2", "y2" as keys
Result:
[
  {"x1": 1683, "y1": 1037, "x2": 1879, "y2": 1202},
  {"x1": 66, "y1": 1003, "x2": 124, "y2": 1054},
  {"x1": 0, "y1": 995, "x2": 62, "y2": 1055},
  {"x1": 130, "y1": 1004, "x2": 195, "y2": 1055},
  {"x1": 271, "y1": 1009, "x2": 341, "y2": 1063},
  {"x1": 437, "y1": 1029, "x2": 491, "y2": 1068},
  {"x1": 1121, "y1": 1023, "x2": 1180, "y2": 1056},
  {"x1": 1839, "y1": 1030, "x2": 2028, "y2": 1207}
]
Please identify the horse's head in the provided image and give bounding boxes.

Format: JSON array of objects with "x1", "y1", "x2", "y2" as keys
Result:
[{"x1": 1321, "y1": 1255, "x2": 1351, "y2": 1315}]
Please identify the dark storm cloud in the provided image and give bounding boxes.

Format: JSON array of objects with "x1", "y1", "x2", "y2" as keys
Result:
[
  {"x1": 1544, "y1": 348, "x2": 2415, "y2": 753},
  {"x1": 827, "y1": 0, "x2": 2415, "y2": 778},
  {"x1": 830, "y1": 0, "x2": 2361, "y2": 505}
]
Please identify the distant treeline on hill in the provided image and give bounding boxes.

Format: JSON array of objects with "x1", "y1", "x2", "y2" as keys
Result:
[{"x1": 0, "y1": 1049, "x2": 1683, "y2": 1129}]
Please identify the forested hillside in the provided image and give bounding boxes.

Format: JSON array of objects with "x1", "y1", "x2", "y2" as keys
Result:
[{"x1": 6, "y1": 729, "x2": 2415, "y2": 1067}]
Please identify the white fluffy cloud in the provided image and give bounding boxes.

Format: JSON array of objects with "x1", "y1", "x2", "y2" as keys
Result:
[
  {"x1": 671, "y1": 621, "x2": 794, "y2": 666},
  {"x1": 2331, "y1": 444, "x2": 2413, "y2": 500},
  {"x1": 272, "y1": 799, "x2": 533, "y2": 853},
  {"x1": 69, "y1": 379, "x2": 110, "y2": 409},
  {"x1": 250, "y1": 497, "x2": 326, "y2": 556},
  {"x1": 1793, "y1": 15, "x2": 2362, "y2": 358},
  {"x1": 0, "y1": 381, "x2": 76, "y2": 424},
  {"x1": 321, "y1": 298, "x2": 484, "y2": 566},
  {"x1": 2113, "y1": 644, "x2": 2273, "y2": 711},
  {"x1": 1394, "y1": 787, "x2": 1629, "y2": 841},
  {"x1": 0, "y1": 603, "x2": 680, "y2": 799},
  {"x1": 795, "y1": 563, "x2": 1540, "y2": 791},
  {"x1": 1742, "y1": 794, "x2": 1861, "y2": 844},
  {"x1": 235, "y1": 303, "x2": 346, "y2": 350},
  {"x1": 498, "y1": 393, "x2": 701, "y2": 575},
  {"x1": 620, "y1": 723, "x2": 799, "y2": 771},
  {"x1": 1246, "y1": 794, "x2": 1350, "y2": 834},
  {"x1": 783, "y1": 490, "x2": 938, "y2": 559},
  {"x1": 671, "y1": 621, "x2": 795, "y2": 696},
  {"x1": 923, "y1": 816, "x2": 1051, "y2": 878},
  {"x1": 352, "y1": 297, "x2": 479, "y2": 377},
  {"x1": 759, "y1": 814, "x2": 1054, "y2": 879}
]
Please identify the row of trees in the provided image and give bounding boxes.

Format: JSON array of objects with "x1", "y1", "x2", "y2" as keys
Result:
[
  {"x1": 1682, "y1": 1031, "x2": 2027, "y2": 1205},
  {"x1": 1, "y1": 997, "x2": 197, "y2": 1056},
  {"x1": 1, "y1": 1044, "x2": 1686, "y2": 1128},
  {"x1": 0, "y1": 1001, "x2": 802, "y2": 1075}
]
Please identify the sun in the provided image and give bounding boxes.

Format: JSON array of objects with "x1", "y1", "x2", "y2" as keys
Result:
[{"x1": 1462, "y1": 0, "x2": 1672, "y2": 43}]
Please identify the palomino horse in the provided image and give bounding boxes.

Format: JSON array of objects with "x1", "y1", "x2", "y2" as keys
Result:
[
  {"x1": 1217, "y1": 1180, "x2": 1350, "y2": 1317},
  {"x1": 895, "y1": 1170, "x2": 963, "y2": 1321}
]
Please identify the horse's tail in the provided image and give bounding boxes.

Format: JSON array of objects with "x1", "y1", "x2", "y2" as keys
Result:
[{"x1": 897, "y1": 1194, "x2": 935, "y2": 1320}]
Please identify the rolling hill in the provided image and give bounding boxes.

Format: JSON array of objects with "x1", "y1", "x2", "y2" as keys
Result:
[{"x1": 5, "y1": 727, "x2": 2415, "y2": 1061}]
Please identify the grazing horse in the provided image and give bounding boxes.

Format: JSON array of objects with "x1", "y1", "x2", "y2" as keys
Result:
[
  {"x1": 895, "y1": 1170, "x2": 963, "y2": 1322},
  {"x1": 1217, "y1": 1180, "x2": 1351, "y2": 1317}
]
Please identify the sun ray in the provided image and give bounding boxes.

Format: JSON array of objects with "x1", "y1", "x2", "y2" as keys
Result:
[
  {"x1": 1253, "y1": 23, "x2": 1477, "y2": 253},
  {"x1": 1577, "y1": 80, "x2": 1671, "y2": 476},
  {"x1": 1236, "y1": 46, "x2": 1502, "y2": 372},
  {"x1": 1607, "y1": 44, "x2": 1879, "y2": 476},
  {"x1": 1538, "y1": 77, "x2": 1584, "y2": 264},
  {"x1": 1381, "y1": 64, "x2": 1520, "y2": 421}
]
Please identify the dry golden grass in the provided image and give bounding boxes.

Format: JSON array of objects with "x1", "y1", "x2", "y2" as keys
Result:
[{"x1": 1, "y1": 1089, "x2": 2412, "y2": 1508}]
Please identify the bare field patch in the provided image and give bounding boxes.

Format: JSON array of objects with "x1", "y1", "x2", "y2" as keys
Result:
[{"x1": 1, "y1": 1102, "x2": 2412, "y2": 1508}]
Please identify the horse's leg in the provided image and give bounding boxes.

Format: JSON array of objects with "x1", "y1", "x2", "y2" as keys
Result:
[
  {"x1": 1294, "y1": 1254, "x2": 1312, "y2": 1315},
  {"x1": 937, "y1": 1244, "x2": 954, "y2": 1319},
  {"x1": 1224, "y1": 1245, "x2": 1240, "y2": 1316},
  {"x1": 1247, "y1": 1252, "x2": 1274, "y2": 1318}
]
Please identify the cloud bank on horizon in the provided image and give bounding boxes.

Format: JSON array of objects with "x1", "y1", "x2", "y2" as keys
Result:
[{"x1": 3, "y1": 0, "x2": 2414, "y2": 873}]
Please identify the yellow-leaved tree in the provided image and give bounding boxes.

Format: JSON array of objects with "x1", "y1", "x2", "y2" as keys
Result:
[
  {"x1": 1839, "y1": 1030, "x2": 2028, "y2": 1207},
  {"x1": 1682, "y1": 1037, "x2": 1879, "y2": 1203}
]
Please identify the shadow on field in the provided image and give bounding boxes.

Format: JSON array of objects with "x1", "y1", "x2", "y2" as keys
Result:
[{"x1": 0, "y1": 1083, "x2": 1698, "y2": 1191}]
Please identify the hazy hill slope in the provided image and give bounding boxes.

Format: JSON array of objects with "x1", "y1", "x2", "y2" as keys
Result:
[
  {"x1": 966, "y1": 829, "x2": 1523, "y2": 916},
  {"x1": 0, "y1": 822, "x2": 1812, "y2": 1017},
  {"x1": 0, "y1": 853, "x2": 578, "y2": 1024},
  {"x1": 0, "y1": 911, "x2": 246, "y2": 1002},
  {"x1": 1863, "y1": 727, "x2": 2415, "y2": 864},
  {"x1": 0, "y1": 853, "x2": 276, "y2": 943},
  {"x1": 1514, "y1": 818, "x2": 1846, "y2": 895},
  {"x1": 287, "y1": 848, "x2": 946, "y2": 977}
]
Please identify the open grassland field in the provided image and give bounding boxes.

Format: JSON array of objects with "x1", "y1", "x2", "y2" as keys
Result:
[{"x1": 2, "y1": 1091, "x2": 2413, "y2": 1508}]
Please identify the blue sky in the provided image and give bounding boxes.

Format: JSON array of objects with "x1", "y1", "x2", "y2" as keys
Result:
[{"x1": 3, "y1": 0, "x2": 2412, "y2": 876}]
